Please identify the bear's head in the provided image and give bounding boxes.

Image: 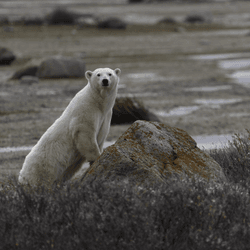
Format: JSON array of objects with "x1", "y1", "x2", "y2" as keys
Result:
[{"x1": 85, "y1": 68, "x2": 121, "y2": 93}]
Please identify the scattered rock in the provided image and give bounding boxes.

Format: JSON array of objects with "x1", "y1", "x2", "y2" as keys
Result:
[
  {"x1": 111, "y1": 96, "x2": 161, "y2": 125},
  {"x1": 158, "y1": 17, "x2": 176, "y2": 24},
  {"x1": 128, "y1": 0, "x2": 144, "y2": 3},
  {"x1": 37, "y1": 56, "x2": 85, "y2": 79},
  {"x1": 46, "y1": 8, "x2": 78, "y2": 25},
  {"x1": 23, "y1": 16, "x2": 44, "y2": 26},
  {"x1": 185, "y1": 12, "x2": 213, "y2": 24},
  {"x1": 80, "y1": 121, "x2": 227, "y2": 186},
  {"x1": 0, "y1": 47, "x2": 16, "y2": 65},
  {"x1": 98, "y1": 17, "x2": 127, "y2": 30},
  {"x1": 20, "y1": 76, "x2": 39, "y2": 85}
]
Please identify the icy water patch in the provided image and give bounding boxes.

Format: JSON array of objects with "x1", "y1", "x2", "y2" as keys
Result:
[
  {"x1": 117, "y1": 93, "x2": 159, "y2": 98},
  {"x1": 194, "y1": 98, "x2": 242, "y2": 106},
  {"x1": 188, "y1": 52, "x2": 250, "y2": 87},
  {"x1": 198, "y1": 29, "x2": 250, "y2": 37},
  {"x1": 156, "y1": 98, "x2": 242, "y2": 117},
  {"x1": 228, "y1": 112, "x2": 250, "y2": 118},
  {"x1": 0, "y1": 146, "x2": 33, "y2": 153},
  {"x1": 219, "y1": 58, "x2": 250, "y2": 70},
  {"x1": 189, "y1": 52, "x2": 250, "y2": 61},
  {"x1": 156, "y1": 106, "x2": 200, "y2": 117},
  {"x1": 126, "y1": 72, "x2": 166, "y2": 82},
  {"x1": 229, "y1": 71, "x2": 250, "y2": 88},
  {"x1": 185, "y1": 85, "x2": 231, "y2": 92},
  {"x1": 125, "y1": 14, "x2": 160, "y2": 25},
  {"x1": 193, "y1": 134, "x2": 233, "y2": 150}
]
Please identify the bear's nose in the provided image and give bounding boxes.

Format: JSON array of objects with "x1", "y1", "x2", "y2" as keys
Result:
[{"x1": 102, "y1": 79, "x2": 109, "y2": 86}]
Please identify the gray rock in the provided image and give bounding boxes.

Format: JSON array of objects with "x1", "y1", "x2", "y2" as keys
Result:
[
  {"x1": 36, "y1": 56, "x2": 85, "y2": 79},
  {"x1": 185, "y1": 12, "x2": 213, "y2": 24},
  {"x1": 98, "y1": 17, "x2": 127, "y2": 30},
  {"x1": 11, "y1": 58, "x2": 42, "y2": 80},
  {"x1": 0, "y1": 47, "x2": 16, "y2": 65},
  {"x1": 158, "y1": 17, "x2": 176, "y2": 24},
  {"x1": 80, "y1": 121, "x2": 227, "y2": 186},
  {"x1": 12, "y1": 66, "x2": 39, "y2": 80},
  {"x1": 11, "y1": 56, "x2": 85, "y2": 79}
]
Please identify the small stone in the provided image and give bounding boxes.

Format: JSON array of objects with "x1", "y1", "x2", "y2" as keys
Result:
[{"x1": 20, "y1": 76, "x2": 39, "y2": 85}]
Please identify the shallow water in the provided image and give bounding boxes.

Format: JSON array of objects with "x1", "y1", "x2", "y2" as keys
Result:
[
  {"x1": 194, "y1": 98, "x2": 242, "y2": 106},
  {"x1": 156, "y1": 106, "x2": 200, "y2": 117},
  {"x1": 219, "y1": 58, "x2": 250, "y2": 70},
  {"x1": 126, "y1": 72, "x2": 167, "y2": 82},
  {"x1": 185, "y1": 85, "x2": 231, "y2": 92},
  {"x1": 0, "y1": 146, "x2": 33, "y2": 153},
  {"x1": 117, "y1": 93, "x2": 159, "y2": 98},
  {"x1": 229, "y1": 70, "x2": 250, "y2": 87},
  {"x1": 189, "y1": 52, "x2": 250, "y2": 87},
  {"x1": 197, "y1": 29, "x2": 250, "y2": 37},
  {"x1": 189, "y1": 52, "x2": 250, "y2": 61},
  {"x1": 156, "y1": 98, "x2": 242, "y2": 117}
]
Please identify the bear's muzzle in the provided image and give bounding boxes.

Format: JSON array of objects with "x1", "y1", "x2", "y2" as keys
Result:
[{"x1": 102, "y1": 79, "x2": 109, "y2": 87}]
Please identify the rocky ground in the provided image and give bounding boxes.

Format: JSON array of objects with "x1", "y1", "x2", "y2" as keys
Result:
[{"x1": 1, "y1": 1, "x2": 250, "y2": 179}]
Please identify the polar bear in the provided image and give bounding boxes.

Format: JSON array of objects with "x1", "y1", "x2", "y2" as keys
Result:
[{"x1": 19, "y1": 68, "x2": 121, "y2": 187}]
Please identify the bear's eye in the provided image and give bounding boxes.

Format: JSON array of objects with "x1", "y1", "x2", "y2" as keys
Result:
[
  {"x1": 108, "y1": 73, "x2": 112, "y2": 76},
  {"x1": 97, "y1": 73, "x2": 100, "y2": 77}
]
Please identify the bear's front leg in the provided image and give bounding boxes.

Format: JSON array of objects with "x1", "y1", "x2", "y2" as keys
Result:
[
  {"x1": 97, "y1": 110, "x2": 113, "y2": 153},
  {"x1": 74, "y1": 129, "x2": 101, "y2": 163}
]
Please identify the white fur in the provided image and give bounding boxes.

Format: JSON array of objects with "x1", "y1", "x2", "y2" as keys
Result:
[{"x1": 19, "y1": 68, "x2": 121, "y2": 187}]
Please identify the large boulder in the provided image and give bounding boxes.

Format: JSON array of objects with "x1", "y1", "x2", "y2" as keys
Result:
[
  {"x1": 0, "y1": 47, "x2": 16, "y2": 65},
  {"x1": 11, "y1": 56, "x2": 85, "y2": 79},
  {"x1": 80, "y1": 121, "x2": 227, "y2": 186}
]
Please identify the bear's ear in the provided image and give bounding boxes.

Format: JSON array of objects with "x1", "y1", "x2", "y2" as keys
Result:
[
  {"x1": 114, "y1": 68, "x2": 121, "y2": 77},
  {"x1": 85, "y1": 71, "x2": 93, "y2": 80}
]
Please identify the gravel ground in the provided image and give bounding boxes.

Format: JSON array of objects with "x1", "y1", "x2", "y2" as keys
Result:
[{"x1": 1, "y1": 1, "x2": 250, "y2": 179}]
